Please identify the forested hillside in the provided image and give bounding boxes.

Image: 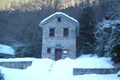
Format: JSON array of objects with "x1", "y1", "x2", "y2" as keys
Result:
[
  {"x1": 0, "y1": 0, "x2": 119, "y2": 59},
  {"x1": 0, "y1": 0, "x2": 101, "y2": 10}
]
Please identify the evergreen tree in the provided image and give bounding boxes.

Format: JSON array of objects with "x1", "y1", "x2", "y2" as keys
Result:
[{"x1": 77, "y1": 6, "x2": 95, "y2": 56}]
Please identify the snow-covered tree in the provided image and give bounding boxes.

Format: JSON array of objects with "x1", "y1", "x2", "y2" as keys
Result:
[{"x1": 94, "y1": 19, "x2": 120, "y2": 62}]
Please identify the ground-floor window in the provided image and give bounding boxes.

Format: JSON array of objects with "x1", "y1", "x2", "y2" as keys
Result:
[{"x1": 47, "y1": 48, "x2": 51, "y2": 53}]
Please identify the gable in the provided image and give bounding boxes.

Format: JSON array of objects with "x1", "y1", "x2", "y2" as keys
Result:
[{"x1": 39, "y1": 12, "x2": 80, "y2": 37}]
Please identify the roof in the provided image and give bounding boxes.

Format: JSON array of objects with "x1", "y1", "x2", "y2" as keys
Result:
[
  {"x1": 39, "y1": 12, "x2": 80, "y2": 37},
  {"x1": 0, "y1": 44, "x2": 14, "y2": 55}
]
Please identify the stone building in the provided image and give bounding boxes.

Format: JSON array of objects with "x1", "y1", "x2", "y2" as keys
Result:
[{"x1": 39, "y1": 12, "x2": 79, "y2": 60}]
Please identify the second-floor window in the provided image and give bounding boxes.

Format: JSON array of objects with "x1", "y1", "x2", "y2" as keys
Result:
[
  {"x1": 64, "y1": 28, "x2": 69, "y2": 37},
  {"x1": 50, "y1": 29, "x2": 55, "y2": 36}
]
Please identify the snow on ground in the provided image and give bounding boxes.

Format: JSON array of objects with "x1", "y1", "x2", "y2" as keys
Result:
[
  {"x1": 74, "y1": 54, "x2": 114, "y2": 68},
  {"x1": 50, "y1": 58, "x2": 74, "y2": 76},
  {"x1": 0, "y1": 54, "x2": 120, "y2": 80},
  {"x1": 0, "y1": 44, "x2": 14, "y2": 55},
  {"x1": 25, "y1": 59, "x2": 53, "y2": 75}
]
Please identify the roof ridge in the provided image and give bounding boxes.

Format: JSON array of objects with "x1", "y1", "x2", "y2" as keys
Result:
[{"x1": 40, "y1": 12, "x2": 79, "y2": 24}]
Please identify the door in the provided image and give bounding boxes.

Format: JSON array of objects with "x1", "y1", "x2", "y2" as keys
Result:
[{"x1": 55, "y1": 49, "x2": 62, "y2": 61}]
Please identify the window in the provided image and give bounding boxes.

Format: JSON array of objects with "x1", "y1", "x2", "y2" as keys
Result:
[
  {"x1": 47, "y1": 48, "x2": 51, "y2": 53},
  {"x1": 64, "y1": 28, "x2": 69, "y2": 36},
  {"x1": 58, "y1": 18, "x2": 61, "y2": 22},
  {"x1": 50, "y1": 29, "x2": 54, "y2": 36}
]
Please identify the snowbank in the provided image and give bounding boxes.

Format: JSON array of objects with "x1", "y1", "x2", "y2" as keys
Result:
[
  {"x1": 0, "y1": 44, "x2": 14, "y2": 55},
  {"x1": 0, "y1": 54, "x2": 119, "y2": 80},
  {"x1": 25, "y1": 58, "x2": 53, "y2": 75}
]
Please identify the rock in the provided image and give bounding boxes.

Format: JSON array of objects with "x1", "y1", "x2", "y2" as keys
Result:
[
  {"x1": 113, "y1": 63, "x2": 120, "y2": 68},
  {"x1": 0, "y1": 70, "x2": 4, "y2": 80},
  {"x1": 103, "y1": 27, "x2": 112, "y2": 33},
  {"x1": 118, "y1": 74, "x2": 120, "y2": 77}
]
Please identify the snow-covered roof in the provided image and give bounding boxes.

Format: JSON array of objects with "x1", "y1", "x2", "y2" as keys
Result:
[
  {"x1": 39, "y1": 12, "x2": 79, "y2": 25},
  {"x1": 0, "y1": 44, "x2": 15, "y2": 55},
  {"x1": 39, "y1": 12, "x2": 79, "y2": 37}
]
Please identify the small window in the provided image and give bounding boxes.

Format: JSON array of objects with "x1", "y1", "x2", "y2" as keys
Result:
[
  {"x1": 47, "y1": 48, "x2": 51, "y2": 53},
  {"x1": 58, "y1": 18, "x2": 61, "y2": 22},
  {"x1": 64, "y1": 28, "x2": 69, "y2": 36},
  {"x1": 50, "y1": 29, "x2": 54, "y2": 36}
]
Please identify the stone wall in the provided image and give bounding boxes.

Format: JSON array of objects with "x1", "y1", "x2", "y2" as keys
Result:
[
  {"x1": 0, "y1": 61, "x2": 32, "y2": 69},
  {"x1": 73, "y1": 68, "x2": 120, "y2": 75},
  {"x1": 0, "y1": 53, "x2": 14, "y2": 58}
]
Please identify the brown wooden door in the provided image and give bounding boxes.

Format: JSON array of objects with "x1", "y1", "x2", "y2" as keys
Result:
[{"x1": 55, "y1": 49, "x2": 62, "y2": 61}]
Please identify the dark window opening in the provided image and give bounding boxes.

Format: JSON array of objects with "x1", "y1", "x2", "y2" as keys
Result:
[
  {"x1": 50, "y1": 29, "x2": 54, "y2": 36},
  {"x1": 58, "y1": 18, "x2": 61, "y2": 22},
  {"x1": 47, "y1": 48, "x2": 51, "y2": 53},
  {"x1": 64, "y1": 28, "x2": 69, "y2": 36}
]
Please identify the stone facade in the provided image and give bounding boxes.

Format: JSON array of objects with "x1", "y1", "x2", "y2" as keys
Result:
[{"x1": 39, "y1": 12, "x2": 79, "y2": 60}]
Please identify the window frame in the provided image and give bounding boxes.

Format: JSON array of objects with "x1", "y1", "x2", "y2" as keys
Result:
[
  {"x1": 49, "y1": 28, "x2": 55, "y2": 37},
  {"x1": 63, "y1": 28, "x2": 69, "y2": 37},
  {"x1": 58, "y1": 18, "x2": 61, "y2": 22},
  {"x1": 47, "y1": 48, "x2": 51, "y2": 53}
]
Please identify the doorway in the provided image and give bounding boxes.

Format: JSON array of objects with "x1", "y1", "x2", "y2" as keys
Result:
[{"x1": 55, "y1": 49, "x2": 62, "y2": 61}]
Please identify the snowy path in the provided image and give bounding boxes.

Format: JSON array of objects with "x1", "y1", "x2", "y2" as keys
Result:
[
  {"x1": 47, "y1": 61, "x2": 56, "y2": 75},
  {"x1": 46, "y1": 58, "x2": 74, "y2": 76}
]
